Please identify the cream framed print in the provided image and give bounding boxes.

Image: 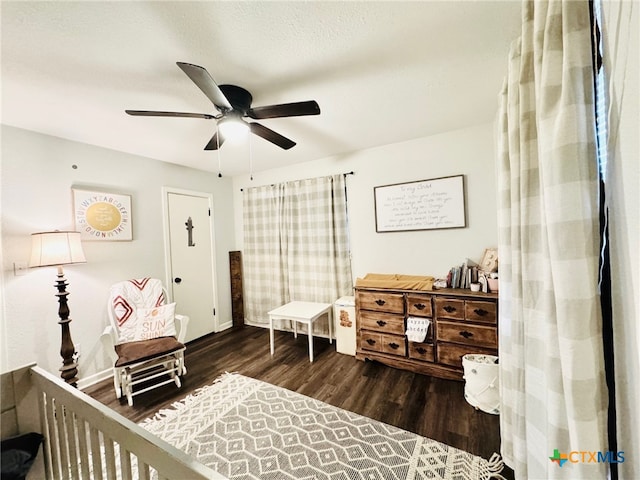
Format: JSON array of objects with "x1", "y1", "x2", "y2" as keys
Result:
[
  {"x1": 374, "y1": 175, "x2": 466, "y2": 232},
  {"x1": 73, "y1": 188, "x2": 133, "y2": 241}
]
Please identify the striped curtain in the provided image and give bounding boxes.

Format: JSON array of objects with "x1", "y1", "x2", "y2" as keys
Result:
[
  {"x1": 242, "y1": 174, "x2": 352, "y2": 335},
  {"x1": 497, "y1": 1, "x2": 608, "y2": 478}
]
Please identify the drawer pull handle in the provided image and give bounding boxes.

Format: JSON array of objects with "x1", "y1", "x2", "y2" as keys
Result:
[
  {"x1": 366, "y1": 339, "x2": 376, "y2": 345},
  {"x1": 375, "y1": 299, "x2": 386, "y2": 306},
  {"x1": 389, "y1": 342, "x2": 400, "y2": 349},
  {"x1": 414, "y1": 303, "x2": 426, "y2": 310},
  {"x1": 443, "y1": 305, "x2": 457, "y2": 313},
  {"x1": 459, "y1": 330, "x2": 474, "y2": 339},
  {"x1": 474, "y1": 308, "x2": 488, "y2": 316},
  {"x1": 416, "y1": 347, "x2": 428, "y2": 355},
  {"x1": 376, "y1": 320, "x2": 387, "y2": 327}
]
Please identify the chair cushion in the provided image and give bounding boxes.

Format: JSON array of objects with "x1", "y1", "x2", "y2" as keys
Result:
[
  {"x1": 114, "y1": 336, "x2": 185, "y2": 367},
  {"x1": 133, "y1": 303, "x2": 177, "y2": 341}
]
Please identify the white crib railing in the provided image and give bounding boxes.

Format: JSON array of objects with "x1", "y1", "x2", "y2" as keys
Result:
[{"x1": 29, "y1": 366, "x2": 225, "y2": 480}]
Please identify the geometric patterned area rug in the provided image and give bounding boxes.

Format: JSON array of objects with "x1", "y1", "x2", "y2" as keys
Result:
[{"x1": 141, "y1": 373, "x2": 504, "y2": 480}]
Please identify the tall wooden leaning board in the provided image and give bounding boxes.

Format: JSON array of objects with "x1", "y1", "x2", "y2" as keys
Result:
[
  {"x1": 355, "y1": 287, "x2": 498, "y2": 381},
  {"x1": 229, "y1": 251, "x2": 244, "y2": 328}
]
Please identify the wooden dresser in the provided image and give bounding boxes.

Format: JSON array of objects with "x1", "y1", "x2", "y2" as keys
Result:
[{"x1": 355, "y1": 287, "x2": 498, "y2": 381}]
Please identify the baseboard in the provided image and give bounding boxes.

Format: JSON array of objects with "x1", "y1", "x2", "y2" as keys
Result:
[
  {"x1": 217, "y1": 320, "x2": 233, "y2": 331},
  {"x1": 243, "y1": 320, "x2": 266, "y2": 329},
  {"x1": 78, "y1": 369, "x2": 112, "y2": 391}
]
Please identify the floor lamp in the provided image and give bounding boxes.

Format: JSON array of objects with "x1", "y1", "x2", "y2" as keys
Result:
[{"x1": 29, "y1": 231, "x2": 86, "y2": 387}]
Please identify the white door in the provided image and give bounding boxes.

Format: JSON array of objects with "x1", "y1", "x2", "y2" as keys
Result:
[{"x1": 164, "y1": 189, "x2": 217, "y2": 342}]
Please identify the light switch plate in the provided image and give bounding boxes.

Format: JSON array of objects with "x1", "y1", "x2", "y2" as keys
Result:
[{"x1": 13, "y1": 262, "x2": 28, "y2": 276}]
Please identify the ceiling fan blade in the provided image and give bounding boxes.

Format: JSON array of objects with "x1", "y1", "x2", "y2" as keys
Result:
[
  {"x1": 250, "y1": 122, "x2": 296, "y2": 150},
  {"x1": 125, "y1": 110, "x2": 215, "y2": 119},
  {"x1": 204, "y1": 131, "x2": 226, "y2": 150},
  {"x1": 247, "y1": 100, "x2": 320, "y2": 119},
  {"x1": 176, "y1": 62, "x2": 233, "y2": 111}
]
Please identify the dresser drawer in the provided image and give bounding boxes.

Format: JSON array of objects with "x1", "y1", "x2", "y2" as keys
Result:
[
  {"x1": 357, "y1": 291, "x2": 404, "y2": 314},
  {"x1": 465, "y1": 301, "x2": 497, "y2": 324},
  {"x1": 408, "y1": 342, "x2": 435, "y2": 362},
  {"x1": 380, "y1": 334, "x2": 406, "y2": 356},
  {"x1": 360, "y1": 331, "x2": 382, "y2": 352},
  {"x1": 406, "y1": 294, "x2": 433, "y2": 317},
  {"x1": 359, "y1": 311, "x2": 405, "y2": 335},
  {"x1": 437, "y1": 342, "x2": 496, "y2": 369},
  {"x1": 359, "y1": 332, "x2": 406, "y2": 356},
  {"x1": 434, "y1": 298, "x2": 465, "y2": 320},
  {"x1": 436, "y1": 321, "x2": 497, "y2": 349}
]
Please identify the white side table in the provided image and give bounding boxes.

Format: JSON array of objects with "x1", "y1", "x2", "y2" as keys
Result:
[{"x1": 268, "y1": 301, "x2": 333, "y2": 362}]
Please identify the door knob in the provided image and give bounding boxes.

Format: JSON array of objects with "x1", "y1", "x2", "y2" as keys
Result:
[{"x1": 174, "y1": 277, "x2": 182, "y2": 284}]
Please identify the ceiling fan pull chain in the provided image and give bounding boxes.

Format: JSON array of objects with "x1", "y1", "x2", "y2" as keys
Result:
[
  {"x1": 249, "y1": 131, "x2": 254, "y2": 181},
  {"x1": 216, "y1": 123, "x2": 222, "y2": 178}
]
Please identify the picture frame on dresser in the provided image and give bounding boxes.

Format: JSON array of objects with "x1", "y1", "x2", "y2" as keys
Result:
[
  {"x1": 479, "y1": 248, "x2": 498, "y2": 272},
  {"x1": 373, "y1": 175, "x2": 466, "y2": 233}
]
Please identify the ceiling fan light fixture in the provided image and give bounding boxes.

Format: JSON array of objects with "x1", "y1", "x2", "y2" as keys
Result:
[{"x1": 218, "y1": 117, "x2": 249, "y2": 141}]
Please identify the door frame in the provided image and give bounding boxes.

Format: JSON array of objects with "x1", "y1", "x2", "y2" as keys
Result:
[{"x1": 161, "y1": 186, "x2": 219, "y2": 333}]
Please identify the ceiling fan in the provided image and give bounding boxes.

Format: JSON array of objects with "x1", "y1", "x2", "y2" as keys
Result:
[{"x1": 125, "y1": 62, "x2": 320, "y2": 150}]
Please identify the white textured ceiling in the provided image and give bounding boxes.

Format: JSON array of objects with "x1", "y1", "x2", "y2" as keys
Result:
[{"x1": 1, "y1": 1, "x2": 521, "y2": 176}]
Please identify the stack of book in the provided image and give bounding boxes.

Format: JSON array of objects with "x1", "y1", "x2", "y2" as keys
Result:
[{"x1": 446, "y1": 258, "x2": 480, "y2": 289}]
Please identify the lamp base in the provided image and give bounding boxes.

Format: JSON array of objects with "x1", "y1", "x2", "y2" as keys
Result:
[
  {"x1": 59, "y1": 363, "x2": 79, "y2": 387},
  {"x1": 55, "y1": 268, "x2": 79, "y2": 388}
]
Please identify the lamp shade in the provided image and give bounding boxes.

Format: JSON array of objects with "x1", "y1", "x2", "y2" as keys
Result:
[{"x1": 29, "y1": 231, "x2": 86, "y2": 267}]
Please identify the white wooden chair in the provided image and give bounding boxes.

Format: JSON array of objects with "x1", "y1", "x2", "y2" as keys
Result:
[{"x1": 100, "y1": 278, "x2": 189, "y2": 406}]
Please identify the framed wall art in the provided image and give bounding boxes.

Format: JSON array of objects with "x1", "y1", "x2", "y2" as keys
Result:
[
  {"x1": 374, "y1": 175, "x2": 466, "y2": 232},
  {"x1": 73, "y1": 188, "x2": 133, "y2": 241}
]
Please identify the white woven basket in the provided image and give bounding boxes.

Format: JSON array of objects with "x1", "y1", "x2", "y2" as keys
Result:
[{"x1": 462, "y1": 354, "x2": 500, "y2": 415}]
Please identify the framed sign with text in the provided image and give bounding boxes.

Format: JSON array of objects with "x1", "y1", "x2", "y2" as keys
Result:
[
  {"x1": 73, "y1": 188, "x2": 133, "y2": 241},
  {"x1": 374, "y1": 175, "x2": 466, "y2": 232}
]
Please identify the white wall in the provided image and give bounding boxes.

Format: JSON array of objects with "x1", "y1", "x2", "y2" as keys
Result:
[
  {"x1": 602, "y1": 2, "x2": 639, "y2": 478},
  {"x1": 0, "y1": 125, "x2": 235, "y2": 382},
  {"x1": 232, "y1": 122, "x2": 498, "y2": 281},
  {"x1": 1, "y1": 122, "x2": 497, "y2": 383}
]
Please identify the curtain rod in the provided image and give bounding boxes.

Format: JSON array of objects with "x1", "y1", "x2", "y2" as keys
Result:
[{"x1": 240, "y1": 171, "x2": 355, "y2": 191}]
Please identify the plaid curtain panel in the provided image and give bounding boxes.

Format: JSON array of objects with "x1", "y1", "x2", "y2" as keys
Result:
[
  {"x1": 243, "y1": 174, "x2": 352, "y2": 335},
  {"x1": 497, "y1": 1, "x2": 608, "y2": 478}
]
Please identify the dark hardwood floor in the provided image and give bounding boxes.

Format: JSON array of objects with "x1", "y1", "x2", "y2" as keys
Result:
[{"x1": 84, "y1": 326, "x2": 512, "y2": 478}]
